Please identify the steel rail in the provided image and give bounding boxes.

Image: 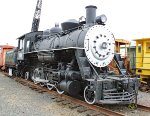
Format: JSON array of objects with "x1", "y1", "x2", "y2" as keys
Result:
[{"x1": 137, "y1": 104, "x2": 150, "y2": 112}]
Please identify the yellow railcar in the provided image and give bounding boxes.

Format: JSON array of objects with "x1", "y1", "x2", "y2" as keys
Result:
[{"x1": 134, "y1": 38, "x2": 150, "y2": 86}]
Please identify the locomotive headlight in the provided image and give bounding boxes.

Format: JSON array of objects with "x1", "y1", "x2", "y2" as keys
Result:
[
  {"x1": 96, "y1": 14, "x2": 107, "y2": 24},
  {"x1": 101, "y1": 14, "x2": 107, "y2": 23}
]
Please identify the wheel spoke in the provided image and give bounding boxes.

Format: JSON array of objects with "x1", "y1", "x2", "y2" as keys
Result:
[{"x1": 47, "y1": 83, "x2": 54, "y2": 90}]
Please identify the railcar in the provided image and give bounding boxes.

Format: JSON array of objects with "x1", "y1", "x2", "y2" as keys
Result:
[
  {"x1": 108, "y1": 39, "x2": 131, "y2": 75},
  {"x1": 134, "y1": 38, "x2": 150, "y2": 87},
  {"x1": 0, "y1": 45, "x2": 14, "y2": 70},
  {"x1": 5, "y1": 48, "x2": 17, "y2": 76}
]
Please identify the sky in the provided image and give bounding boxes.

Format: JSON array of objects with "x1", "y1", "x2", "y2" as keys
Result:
[{"x1": 0, "y1": 0, "x2": 150, "y2": 46}]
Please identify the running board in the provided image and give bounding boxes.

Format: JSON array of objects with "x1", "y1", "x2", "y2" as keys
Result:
[{"x1": 32, "y1": 77, "x2": 49, "y2": 83}]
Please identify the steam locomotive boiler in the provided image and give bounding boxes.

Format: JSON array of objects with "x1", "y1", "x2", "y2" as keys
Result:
[{"x1": 15, "y1": 4, "x2": 139, "y2": 104}]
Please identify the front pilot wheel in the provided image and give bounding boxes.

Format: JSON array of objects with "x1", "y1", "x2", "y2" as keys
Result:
[{"x1": 84, "y1": 86, "x2": 96, "y2": 104}]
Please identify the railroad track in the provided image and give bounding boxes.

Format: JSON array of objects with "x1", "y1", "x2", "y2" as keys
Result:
[
  {"x1": 2, "y1": 72, "x2": 150, "y2": 116},
  {"x1": 137, "y1": 104, "x2": 150, "y2": 112}
]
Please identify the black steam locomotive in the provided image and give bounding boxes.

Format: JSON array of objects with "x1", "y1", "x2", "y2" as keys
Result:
[{"x1": 6, "y1": 0, "x2": 139, "y2": 104}]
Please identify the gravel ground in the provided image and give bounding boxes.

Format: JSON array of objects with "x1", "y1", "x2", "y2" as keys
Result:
[
  {"x1": 138, "y1": 91, "x2": 150, "y2": 107},
  {"x1": 0, "y1": 73, "x2": 88, "y2": 116},
  {"x1": 0, "y1": 72, "x2": 150, "y2": 116}
]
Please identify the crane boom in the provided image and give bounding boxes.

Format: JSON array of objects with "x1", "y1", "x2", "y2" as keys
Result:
[{"x1": 31, "y1": 0, "x2": 42, "y2": 32}]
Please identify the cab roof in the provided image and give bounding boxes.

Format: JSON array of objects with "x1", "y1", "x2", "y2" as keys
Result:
[{"x1": 133, "y1": 38, "x2": 150, "y2": 41}]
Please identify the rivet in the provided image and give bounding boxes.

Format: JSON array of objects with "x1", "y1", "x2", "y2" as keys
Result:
[{"x1": 96, "y1": 36, "x2": 99, "y2": 39}]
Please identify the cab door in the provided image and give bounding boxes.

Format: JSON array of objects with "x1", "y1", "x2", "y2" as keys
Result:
[
  {"x1": 17, "y1": 39, "x2": 24, "y2": 60},
  {"x1": 136, "y1": 41, "x2": 144, "y2": 68}
]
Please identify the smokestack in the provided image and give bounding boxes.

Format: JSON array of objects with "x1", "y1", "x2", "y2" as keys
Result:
[{"x1": 85, "y1": 5, "x2": 97, "y2": 24}]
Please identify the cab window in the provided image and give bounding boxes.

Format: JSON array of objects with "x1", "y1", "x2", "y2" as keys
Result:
[
  {"x1": 138, "y1": 44, "x2": 141, "y2": 53},
  {"x1": 26, "y1": 40, "x2": 30, "y2": 52},
  {"x1": 19, "y1": 39, "x2": 24, "y2": 50},
  {"x1": 146, "y1": 42, "x2": 150, "y2": 52}
]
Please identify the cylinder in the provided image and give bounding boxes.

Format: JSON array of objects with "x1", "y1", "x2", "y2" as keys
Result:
[
  {"x1": 85, "y1": 5, "x2": 97, "y2": 24},
  {"x1": 59, "y1": 80, "x2": 81, "y2": 96}
]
